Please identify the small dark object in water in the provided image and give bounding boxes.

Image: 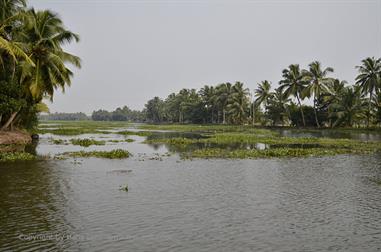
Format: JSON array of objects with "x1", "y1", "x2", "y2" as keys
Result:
[
  {"x1": 119, "y1": 185, "x2": 129, "y2": 192},
  {"x1": 31, "y1": 134, "x2": 39, "y2": 140},
  {"x1": 107, "y1": 169, "x2": 132, "y2": 174}
]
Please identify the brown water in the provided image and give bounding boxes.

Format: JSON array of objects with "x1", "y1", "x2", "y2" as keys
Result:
[{"x1": 1, "y1": 130, "x2": 381, "y2": 251}]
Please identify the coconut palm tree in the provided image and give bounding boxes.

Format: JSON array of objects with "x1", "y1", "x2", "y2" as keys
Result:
[
  {"x1": 0, "y1": 0, "x2": 34, "y2": 70},
  {"x1": 216, "y1": 82, "x2": 233, "y2": 124},
  {"x1": 302, "y1": 61, "x2": 334, "y2": 127},
  {"x1": 329, "y1": 85, "x2": 366, "y2": 127},
  {"x1": 21, "y1": 9, "x2": 81, "y2": 101},
  {"x1": 279, "y1": 64, "x2": 307, "y2": 126},
  {"x1": 254, "y1": 80, "x2": 273, "y2": 110},
  {"x1": 227, "y1": 82, "x2": 250, "y2": 124},
  {"x1": 323, "y1": 79, "x2": 347, "y2": 127},
  {"x1": 355, "y1": 57, "x2": 381, "y2": 127},
  {"x1": 1, "y1": 8, "x2": 81, "y2": 130},
  {"x1": 199, "y1": 85, "x2": 217, "y2": 123}
]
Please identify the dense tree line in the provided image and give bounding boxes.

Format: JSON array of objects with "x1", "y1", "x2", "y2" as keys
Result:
[
  {"x1": 0, "y1": 0, "x2": 80, "y2": 130},
  {"x1": 144, "y1": 58, "x2": 381, "y2": 128},
  {"x1": 39, "y1": 112, "x2": 89, "y2": 121},
  {"x1": 92, "y1": 106, "x2": 145, "y2": 122}
]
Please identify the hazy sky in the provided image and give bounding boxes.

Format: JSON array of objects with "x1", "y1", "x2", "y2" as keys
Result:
[{"x1": 29, "y1": 0, "x2": 381, "y2": 114}]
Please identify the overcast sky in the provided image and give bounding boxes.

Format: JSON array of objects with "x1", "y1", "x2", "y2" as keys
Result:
[{"x1": 29, "y1": 0, "x2": 381, "y2": 114}]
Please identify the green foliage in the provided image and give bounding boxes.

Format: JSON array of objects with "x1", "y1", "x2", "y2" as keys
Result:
[
  {"x1": 0, "y1": 1, "x2": 80, "y2": 131},
  {"x1": 70, "y1": 138, "x2": 105, "y2": 147},
  {"x1": 144, "y1": 125, "x2": 381, "y2": 159},
  {"x1": 40, "y1": 112, "x2": 89, "y2": 121},
  {"x1": 119, "y1": 185, "x2": 129, "y2": 192},
  {"x1": 117, "y1": 130, "x2": 153, "y2": 137},
  {"x1": 51, "y1": 139, "x2": 66, "y2": 145},
  {"x1": 92, "y1": 106, "x2": 144, "y2": 122},
  {"x1": 0, "y1": 151, "x2": 35, "y2": 162},
  {"x1": 64, "y1": 149, "x2": 130, "y2": 159}
]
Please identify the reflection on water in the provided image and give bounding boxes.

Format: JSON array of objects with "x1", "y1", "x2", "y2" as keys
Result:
[{"x1": 1, "y1": 155, "x2": 381, "y2": 251}]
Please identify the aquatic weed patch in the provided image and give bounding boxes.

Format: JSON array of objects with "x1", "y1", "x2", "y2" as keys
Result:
[
  {"x1": 0, "y1": 152, "x2": 36, "y2": 162},
  {"x1": 182, "y1": 147, "x2": 351, "y2": 159},
  {"x1": 62, "y1": 149, "x2": 130, "y2": 159},
  {"x1": 117, "y1": 130, "x2": 153, "y2": 137},
  {"x1": 70, "y1": 138, "x2": 106, "y2": 147},
  {"x1": 138, "y1": 124, "x2": 276, "y2": 135},
  {"x1": 145, "y1": 132, "x2": 381, "y2": 158}
]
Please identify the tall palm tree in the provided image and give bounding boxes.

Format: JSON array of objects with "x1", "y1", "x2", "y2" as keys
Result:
[
  {"x1": 324, "y1": 79, "x2": 347, "y2": 127},
  {"x1": 21, "y1": 9, "x2": 81, "y2": 101},
  {"x1": 272, "y1": 87, "x2": 291, "y2": 125},
  {"x1": 199, "y1": 85, "x2": 217, "y2": 123},
  {"x1": 329, "y1": 85, "x2": 366, "y2": 127},
  {"x1": 0, "y1": 0, "x2": 34, "y2": 69},
  {"x1": 279, "y1": 64, "x2": 307, "y2": 126},
  {"x1": 227, "y1": 82, "x2": 250, "y2": 124},
  {"x1": 302, "y1": 61, "x2": 334, "y2": 127},
  {"x1": 1, "y1": 9, "x2": 81, "y2": 130},
  {"x1": 216, "y1": 82, "x2": 233, "y2": 124},
  {"x1": 355, "y1": 57, "x2": 381, "y2": 127},
  {"x1": 254, "y1": 80, "x2": 273, "y2": 110}
]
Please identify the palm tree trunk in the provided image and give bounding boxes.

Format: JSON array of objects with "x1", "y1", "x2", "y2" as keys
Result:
[
  {"x1": 313, "y1": 97, "x2": 320, "y2": 128},
  {"x1": 252, "y1": 103, "x2": 255, "y2": 126},
  {"x1": 222, "y1": 108, "x2": 226, "y2": 124},
  {"x1": 1, "y1": 111, "x2": 18, "y2": 131},
  {"x1": 368, "y1": 91, "x2": 372, "y2": 128},
  {"x1": 296, "y1": 94, "x2": 306, "y2": 127}
]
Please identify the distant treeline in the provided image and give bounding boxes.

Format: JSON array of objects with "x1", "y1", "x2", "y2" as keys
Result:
[
  {"x1": 41, "y1": 107, "x2": 145, "y2": 122},
  {"x1": 39, "y1": 112, "x2": 89, "y2": 121},
  {"x1": 92, "y1": 106, "x2": 145, "y2": 122}
]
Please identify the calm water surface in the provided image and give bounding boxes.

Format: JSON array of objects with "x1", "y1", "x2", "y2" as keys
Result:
[{"x1": 1, "y1": 129, "x2": 381, "y2": 251}]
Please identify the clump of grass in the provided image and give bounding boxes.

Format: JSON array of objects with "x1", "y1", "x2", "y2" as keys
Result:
[
  {"x1": 0, "y1": 152, "x2": 36, "y2": 162},
  {"x1": 50, "y1": 139, "x2": 67, "y2": 145},
  {"x1": 108, "y1": 139, "x2": 135, "y2": 143},
  {"x1": 70, "y1": 138, "x2": 106, "y2": 147},
  {"x1": 182, "y1": 147, "x2": 348, "y2": 159},
  {"x1": 138, "y1": 124, "x2": 276, "y2": 135},
  {"x1": 369, "y1": 178, "x2": 381, "y2": 186},
  {"x1": 64, "y1": 149, "x2": 130, "y2": 159},
  {"x1": 119, "y1": 184, "x2": 129, "y2": 192},
  {"x1": 145, "y1": 131, "x2": 381, "y2": 159},
  {"x1": 117, "y1": 130, "x2": 152, "y2": 137}
]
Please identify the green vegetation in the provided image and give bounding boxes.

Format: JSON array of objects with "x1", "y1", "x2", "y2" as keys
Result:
[
  {"x1": 63, "y1": 149, "x2": 130, "y2": 159},
  {"x1": 51, "y1": 139, "x2": 66, "y2": 145},
  {"x1": 0, "y1": 0, "x2": 80, "y2": 131},
  {"x1": 37, "y1": 127, "x2": 111, "y2": 136},
  {"x1": 92, "y1": 106, "x2": 144, "y2": 122},
  {"x1": 37, "y1": 120, "x2": 134, "y2": 135},
  {"x1": 117, "y1": 130, "x2": 153, "y2": 137},
  {"x1": 145, "y1": 130, "x2": 381, "y2": 159},
  {"x1": 140, "y1": 58, "x2": 381, "y2": 129},
  {"x1": 0, "y1": 152, "x2": 36, "y2": 162},
  {"x1": 138, "y1": 124, "x2": 276, "y2": 135},
  {"x1": 108, "y1": 139, "x2": 135, "y2": 143},
  {"x1": 119, "y1": 185, "x2": 129, "y2": 192},
  {"x1": 70, "y1": 138, "x2": 106, "y2": 147},
  {"x1": 40, "y1": 112, "x2": 89, "y2": 121},
  {"x1": 182, "y1": 148, "x2": 346, "y2": 159}
]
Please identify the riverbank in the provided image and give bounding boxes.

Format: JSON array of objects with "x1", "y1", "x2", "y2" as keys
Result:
[
  {"x1": 0, "y1": 130, "x2": 32, "y2": 146},
  {"x1": 0, "y1": 130, "x2": 35, "y2": 162}
]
